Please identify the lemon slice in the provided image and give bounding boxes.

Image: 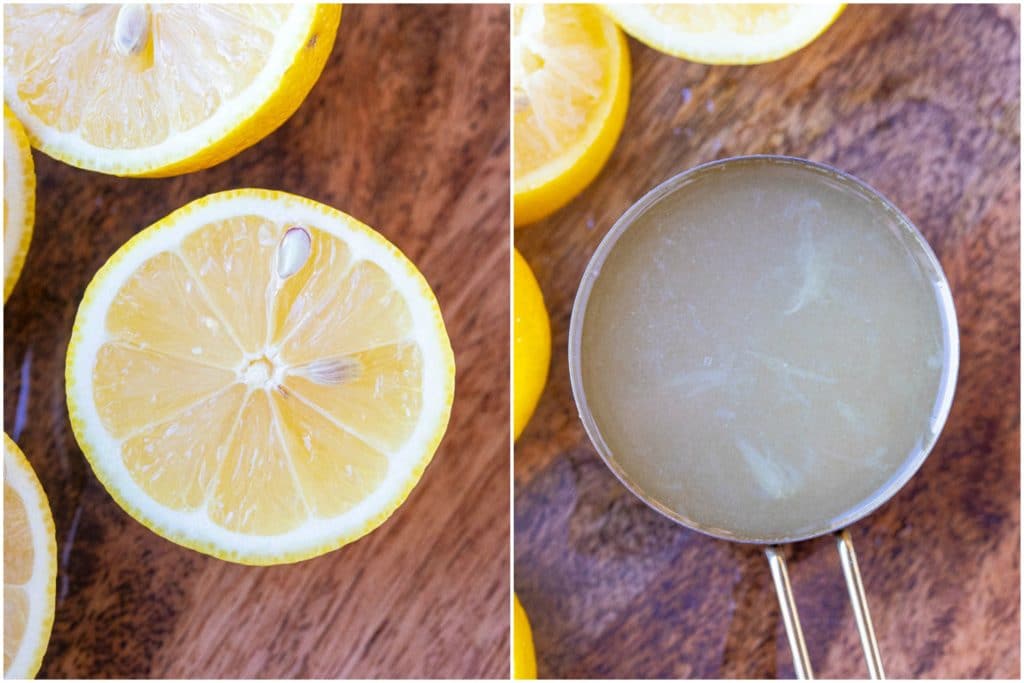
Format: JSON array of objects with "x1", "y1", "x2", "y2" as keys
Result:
[
  {"x1": 4, "y1": 434, "x2": 57, "y2": 680},
  {"x1": 602, "y1": 4, "x2": 844, "y2": 65},
  {"x1": 4, "y1": 104, "x2": 35, "y2": 302},
  {"x1": 513, "y1": 250, "x2": 550, "y2": 440},
  {"x1": 3, "y1": 4, "x2": 341, "y2": 177},
  {"x1": 513, "y1": 4, "x2": 630, "y2": 227},
  {"x1": 513, "y1": 594, "x2": 538, "y2": 679},
  {"x1": 65, "y1": 190, "x2": 455, "y2": 565}
]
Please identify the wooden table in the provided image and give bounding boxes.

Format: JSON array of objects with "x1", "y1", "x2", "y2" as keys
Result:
[
  {"x1": 514, "y1": 5, "x2": 1020, "y2": 678},
  {"x1": 3, "y1": 5, "x2": 509, "y2": 678}
]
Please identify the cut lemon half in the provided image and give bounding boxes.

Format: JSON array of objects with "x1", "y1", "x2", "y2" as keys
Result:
[
  {"x1": 513, "y1": 4, "x2": 630, "y2": 227},
  {"x1": 513, "y1": 250, "x2": 550, "y2": 441},
  {"x1": 602, "y1": 4, "x2": 844, "y2": 65},
  {"x1": 65, "y1": 190, "x2": 455, "y2": 565},
  {"x1": 4, "y1": 104, "x2": 35, "y2": 302},
  {"x1": 4, "y1": 434, "x2": 57, "y2": 680},
  {"x1": 3, "y1": 4, "x2": 341, "y2": 177},
  {"x1": 513, "y1": 594, "x2": 538, "y2": 679}
]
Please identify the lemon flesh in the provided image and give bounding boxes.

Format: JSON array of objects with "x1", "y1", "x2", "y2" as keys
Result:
[
  {"x1": 4, "y1": 105, "x2": 35, "y2": 302},
  {"x1": 602, "y1": 4, "x2": 845, "y2": 65},
  {"x1": 4, "y1": 4, "x2": 340, "y2": 177},
  {"x1": 513, "y1": 250, "x2": 551, "y2": 440},
  {"x1": 66, "y1": 190, "x2": 455, "y2": 564},
  {"x1": 4, "y1": 434, "x2": 57, "y2": 680},
  {"x1": 513, "y1": 4, "x2": 630, "y2": 226}
]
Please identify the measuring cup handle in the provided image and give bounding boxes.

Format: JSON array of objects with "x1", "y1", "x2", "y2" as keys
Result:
[
  {"x1": 764, "y1": 531, "x2": 886, "y2": 680},
  {"x1": 765, "y1": 545, "x2": 815, "y2": 679},
  {"x1": 835, "y1": 529, "x2": 886, "y2": 679}
]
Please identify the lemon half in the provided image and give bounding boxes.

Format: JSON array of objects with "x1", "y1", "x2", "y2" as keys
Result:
[
  {"x1": 4, "y1": 4, "x2": 341, "y2": 177},
  {"x1": 66, "y1": 190, "x2": 455, "y2": 565},
  {"x1": 513, "y1": 250, "x2": 550, "y2": 441},
  {"x1": 4, "y1": 434, "x2": 57, "y2": 680},
  {"x1": 4, "y1": 104, "x2": 35, "y2": 302},
  {"x1": 602, "y1": 4, "x2": 844, "y2": 65},
  {"x1": 513, "y1": 594, "x2": 538, "y2": 679},
  {"x1": 513, "y1": 4, "x2": 630, "y2": 226}
]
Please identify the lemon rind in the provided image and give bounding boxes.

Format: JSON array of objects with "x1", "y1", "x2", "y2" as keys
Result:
[
  {"x1": 65, "y1": 189, "x2": 455, "y2": 565},
  {"x1": 4, "y1": 434, "x2": 57, "y2": 679},
  {"x1": 3, "y1": 5, "x2": 340, "y2": 178}
]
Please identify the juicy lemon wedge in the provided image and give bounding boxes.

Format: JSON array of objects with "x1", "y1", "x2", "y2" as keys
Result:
[
  {"x1": 4, "y1": 105, "x2": 35, "y2": 302},
  {"x1": 65, "y1": 190, "x2": 455, "y2": 565},
  {"x1": 513, "y1": 4, "x2": 630, "y2": 226},
  {"x1": 3, "y1": 4, "x2": 341, "y2": 177},
  {"x1": 4, "y1": 434, "x2": 57, "y2": 679},
  {"x1": 602, "y1": 4, "x2": 844, "y2": 65},
  {"x1": 513, "y1": 250, "x2": 550, "y2": 440}
]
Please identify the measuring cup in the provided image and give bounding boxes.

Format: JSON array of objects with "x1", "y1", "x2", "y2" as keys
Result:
[{"x1": 568, "y1": 156, "x2": 959, "y2": 679}]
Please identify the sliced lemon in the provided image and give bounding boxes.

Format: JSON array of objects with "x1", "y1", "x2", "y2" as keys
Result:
[
  {"x1": 513, "y1": 594, "x2": 538, "y2": 679},
  {"x1": 513, "y1": 250, "x2": 550, "y2": 440},
  {"x1": 4, "y1": 104, "x2": 35, "y2": 302},
  {"x1": 602, "y1": 4, "x2": 844, "y2": 65},
  {"x1": 65, "y1": 190, "x2": 455, "y2": 565},
  {"x1": 3, "y1": 4, "x2": 341, "y2": 177},
  {"x1": 513, "y1": 4, "x2": 630, "y2": 227},
  {"x1": 4, "y1": 434, "x2": 57, "y2": 680}
]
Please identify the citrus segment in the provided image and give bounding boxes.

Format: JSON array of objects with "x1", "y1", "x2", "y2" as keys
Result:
[
  {"x1": 209, "y1": 390, "x2": 306, "y2": 535},
  {"x1": 513, "y1": 4, "x2": 630, "y2": 226},
  {"x1": 283, "y1": 341, "x2": 423, "y2": 453},
  {"x1": 121, "y1": 385, "x2": 247, "y2": 511},
  {"x1": 270, "y1": 232, "x2": 353, "y2": 345},
  {"x1": 272, "y1": 393, "x2": 387, "y2": 518},
  {"x1": 277, "y1": 259, "x2": 414, "y2": 364},
  {"x1": 105, "y1": 251, "x2": 244, "y2": 367},
  {"x1": 178, "y1": 215, "x2": 280, "y2": 353},
  {"x1": 3, "y1": 104, "x2": 35, "y2": 302},
  {"x1": 4, "y1": 434, "x2": 57, "y2": 679},
  {"x1": 93, "y1": 343, "x2": 236, "y2": 438},
  {"x1": 601, "y1": 4, "x2": 844, "y2": 65},
  {"x1": 4, "y1": 4, "x2": 341, "y2": 176},
  {"x1": 66, "y1": 190, "x2": 455, "y2": 564}
]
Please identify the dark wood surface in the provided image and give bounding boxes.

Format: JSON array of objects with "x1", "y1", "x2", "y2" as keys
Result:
[
  {"x1": 4, "y1": 5, "x2": 510, "y2": 678},
  {"x1": 514, "y1": 4, "x2": 1020, "y2": 679}
]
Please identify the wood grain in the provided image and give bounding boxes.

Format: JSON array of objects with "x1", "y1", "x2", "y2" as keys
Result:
[
  {"x1": 514, "y1": 4, "x2": 1019, "y2": 679},
  {"x1": 3, "y1": 5, "x2": 510, "y2": 678}
]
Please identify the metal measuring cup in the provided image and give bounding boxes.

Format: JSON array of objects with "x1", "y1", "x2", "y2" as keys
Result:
[{"x1": 568, "y1": 156, "x2": 959, "y2": 679}]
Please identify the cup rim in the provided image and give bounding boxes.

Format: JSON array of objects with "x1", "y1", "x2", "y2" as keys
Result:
[{"x1": 567, "y1": 154, "x2": 960, "y2": 545}]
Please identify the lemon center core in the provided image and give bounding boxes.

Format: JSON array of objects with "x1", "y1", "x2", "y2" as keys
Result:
[{"x1": 242, "y1": 356, "x2": 275, "y2": 388}]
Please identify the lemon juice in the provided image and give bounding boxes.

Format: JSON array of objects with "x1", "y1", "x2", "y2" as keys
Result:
[{"x1": 573, "y1": 157, "x2": 956, "y2": 541}]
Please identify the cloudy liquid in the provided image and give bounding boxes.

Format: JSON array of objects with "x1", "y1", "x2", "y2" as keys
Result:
[{"x1": 576, "y1": 158, "x2": 955, "y2": 541}]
